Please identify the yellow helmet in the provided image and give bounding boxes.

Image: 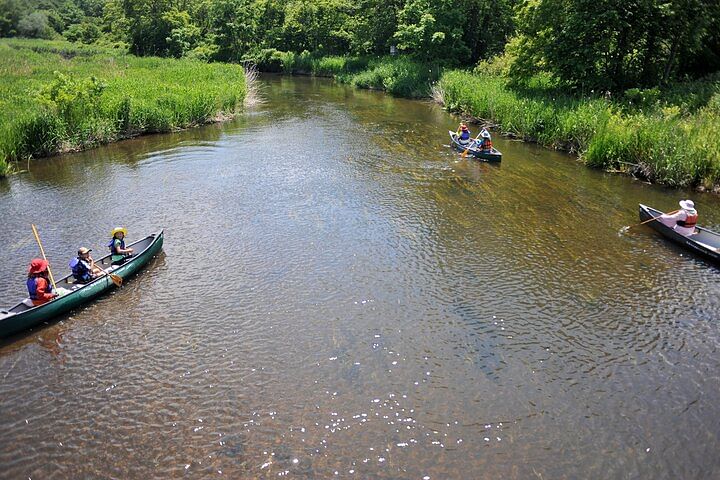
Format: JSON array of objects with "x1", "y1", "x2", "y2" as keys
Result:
[{"x1": 111, "y1": 227, "x2": 127, "y2": 237}]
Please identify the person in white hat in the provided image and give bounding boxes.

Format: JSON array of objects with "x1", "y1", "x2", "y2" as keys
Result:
[
  {"x1": 659, "y1": 199, "x2": 698, "y2": 236},
  {"x1": 476, "y1": 128, "x2": 493, "y2": 152}
]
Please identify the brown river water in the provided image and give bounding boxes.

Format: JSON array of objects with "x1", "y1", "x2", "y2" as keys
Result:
[{"x1": 1, "y1": 75, "x2": 720, "y2": 479}]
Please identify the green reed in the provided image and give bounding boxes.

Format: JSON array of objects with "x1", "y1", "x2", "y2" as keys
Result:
[{"x1": 0, "y1": 39, "x2": 247, "y2": 177}]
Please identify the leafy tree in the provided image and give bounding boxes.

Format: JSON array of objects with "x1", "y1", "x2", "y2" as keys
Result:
[
  {"x1": 18, "y1": 10, "x2": 55, "y2": 38},
  {"x1": 121, "y1": 0, "x2": 174, "y2": 56},
  {"x1": 345, "y1": 0, "x2": 404, "y2": 54},
  {"x1": 510, "y1": 0, "x2": 720, "y2": 91},
  {"x1": 208, "y1": 0, "x2": 263, "y2": 61},
  {"x1": 162, "y1": 8, "x2": 201, "y2": 57},
  {"x1": 76, "y1": 0, "x2": 105, "y2": 17},
  {"x1": 0, "y1": 0, "x2": 23, "y2": 36},
  {"x1": 57, "y1": 0, "x2": 85, "y2": 29},
  {"x1": 462, "y1": 0, "x2": 516, "y2": 63},
  {"x1": 281, "y1": 0, "x2": 351, "y2": 54},
  {"x1": 394, "y1": 0, "x2": 469, "y2": 62},
  {"x1": 64, "y1": 20, "x2": 101, "y2": 43}
]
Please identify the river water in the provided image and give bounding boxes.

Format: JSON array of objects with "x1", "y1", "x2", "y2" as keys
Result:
[{"x1": 1, "y1": 75, "x2": 720, "y2": 479}]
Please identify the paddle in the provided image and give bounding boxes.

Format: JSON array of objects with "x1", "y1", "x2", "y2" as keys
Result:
[
  {"x1": 30, "y1": 224, "x2": 58, "y2": 292},
  {"x1": 461, "y1": 131, "x2": 483, "y2": 158},
  {"x1": 620, "y1": 209, "x2": 680, "y2": 233},
  {"x1": 92, "y1": 260, "x2": 123, "y2": 287}
]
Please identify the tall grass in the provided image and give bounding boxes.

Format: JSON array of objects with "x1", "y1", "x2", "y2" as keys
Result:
[
  {"x1": 438, "y1": 70, "x2": 720, "y2": 189},
  {"x1": 0, "y1": 39, "x2": 248, "y2": 177},
  {"x1": 341, "y1": 57, "x2": 438, "y2": 98}
]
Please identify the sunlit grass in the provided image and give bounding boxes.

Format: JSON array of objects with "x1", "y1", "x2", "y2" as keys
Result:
[{"x1": 0, "y1": 38, "x2": 248, "y2": 176}]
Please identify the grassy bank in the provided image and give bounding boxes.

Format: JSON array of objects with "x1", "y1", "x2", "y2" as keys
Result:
[
  {"x1": 437, "y1": 70, "x2": 720, "y2": 190},
  {"x1": 249, "y1": 49, "x2": 438, "y2": 98},
  {"x1": 0, "y1": 39, "x2": 248, "y2": 177}
]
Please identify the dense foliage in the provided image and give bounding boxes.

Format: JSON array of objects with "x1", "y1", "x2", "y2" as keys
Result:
[
  {"x1": 511, "y1": 0, "x2": 720, "y2": 91},
  {"x1": 0, "y1": 0, "x2": 514, "y2": 65},
  {"x1": 0, "y1": 0, "x2": 720, "y2": 92},
  {"x1": 2, "y1": 0, "x2": 718, "y2": 90}
]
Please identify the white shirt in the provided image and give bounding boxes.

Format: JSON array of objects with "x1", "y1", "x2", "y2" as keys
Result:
[{"x1": 659, "y1": 209, "x2": 697, "y2": 237}]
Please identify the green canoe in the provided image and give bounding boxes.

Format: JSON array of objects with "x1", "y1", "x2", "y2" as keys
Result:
[{"x1": 0, "y1": 230, "x2": 164, "y2": 338}]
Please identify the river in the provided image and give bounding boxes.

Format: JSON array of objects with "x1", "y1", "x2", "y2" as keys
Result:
[{"x1": 1, "y1": 75, "x2": 720, "y2": 479}]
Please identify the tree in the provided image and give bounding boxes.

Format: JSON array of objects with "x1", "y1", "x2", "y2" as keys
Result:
[
  {"x1": 162, "y1": 8, "x2": 201, "y2": 57},
  {"x1": 280, "y1": 0, "x2": 351, "y2": 54},
  {"x1": 345, "y1": 0, "x2": 403, "y2": 55},
  {"x1": 462, "y1": 0, "x2": 516, "y2": 63},
  {"x1": 510, "y1": 0, "x2": 720, "y2": 91},
  {"x1": 0, "y1": 0, "x2": 23, "y2": 36},
  {"x1": 64, "y1": 20, "x2": 102, "y2": 43},
  {"x1": 208, "y1": 0, "x2": 263, "y2": 61},
  {"x1": 18, "y1": 11, "x2": 55, "y2": 39},
  {"x1": 393, "y1": 0, "x2": 469, "y2": 62}
]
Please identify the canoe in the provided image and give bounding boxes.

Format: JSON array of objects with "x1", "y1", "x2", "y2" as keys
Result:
[
  {"x1": 639, "y1": 204, "x2": 720, "y2": 265},
  {"x1": 448, "y1": 130, "x2": 502, "y2": 162},
  {"x1": 0, "y1": 230, "x2": 164, "y2": 338}
]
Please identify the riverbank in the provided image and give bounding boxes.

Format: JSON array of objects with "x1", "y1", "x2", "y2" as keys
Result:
[{"x1": 0, "y1": 39, "x2": 249, "y2": 177}]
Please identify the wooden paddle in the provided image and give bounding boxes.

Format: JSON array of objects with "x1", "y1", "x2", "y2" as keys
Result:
[
  {"x1": 461, "y1": 131, "x2": 483, "y2": 158},
  {"x1": 31, "y1": 224, "x2": 58, "y2": 292},
  {"x1": 621, "y1": 209, "x2": 680, "y2": 232},
  {"x1": 92, "y1": 260, "x2": 123, "y2": 287}
]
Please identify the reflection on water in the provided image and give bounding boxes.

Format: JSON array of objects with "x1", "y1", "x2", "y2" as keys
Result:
[{"x1": 1, "y1": 75, "x2": 720, "y2": 479}]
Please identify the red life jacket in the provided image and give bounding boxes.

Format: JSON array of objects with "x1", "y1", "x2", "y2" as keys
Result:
[
  {"x1": 481, "y1": 139, "x2": 493, "y2": 151},
  {"x1": 677, "y1": 213, "x2": 697, "y2": 228}
]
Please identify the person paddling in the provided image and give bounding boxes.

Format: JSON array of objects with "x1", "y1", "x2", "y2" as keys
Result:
[
  {"x1": 27, "y1": 258, "x2": 57, "y2": 306},
  {"x1": 477, "y1": 129, "x2": 493, "y2": 152},
  {"x1": 456, "y1": 123, "x2": 471, "y2": 144},
  {"x1": 108, "y1": 227, "x2": 134, "y2": 266},
  {"x1": 659, "y1": 199, "x2": 698, "y2": 237}
]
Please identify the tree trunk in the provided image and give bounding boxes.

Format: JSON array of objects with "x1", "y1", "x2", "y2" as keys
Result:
[{"x1": 662, "y1": 38, "x2": 679, "y2": 84}]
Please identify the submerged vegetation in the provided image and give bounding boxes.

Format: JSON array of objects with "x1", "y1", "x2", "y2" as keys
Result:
[{"x1": 0, "y1": 39, "x2": 247, "y2": 176}]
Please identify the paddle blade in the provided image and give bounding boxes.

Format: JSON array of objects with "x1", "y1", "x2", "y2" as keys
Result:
[{"x1": 110, "y1": 274, "x2": 123, "y2": 287}]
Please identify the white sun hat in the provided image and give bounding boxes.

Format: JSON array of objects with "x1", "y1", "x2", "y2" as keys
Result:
[{"x1": 679, "y1": 199, "x2": 695, "y2": 211}]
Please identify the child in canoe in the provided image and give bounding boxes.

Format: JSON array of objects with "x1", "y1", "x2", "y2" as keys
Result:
[
  {"x1": 26, "y1": 259, "x2": 57, "y2": 306},
  {"x1": 108, "y1": 227, "x2": 134, "y2": 265}
]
